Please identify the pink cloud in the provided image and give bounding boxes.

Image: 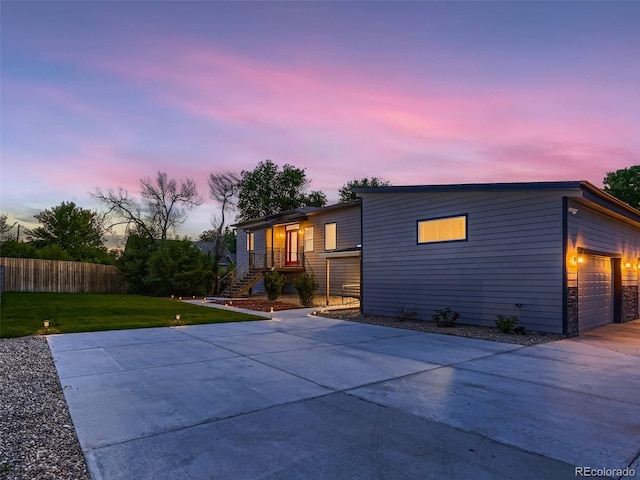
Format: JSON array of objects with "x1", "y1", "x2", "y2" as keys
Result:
[{"x1": 6, "y1": 31, "x2": 637, "y2": 234}]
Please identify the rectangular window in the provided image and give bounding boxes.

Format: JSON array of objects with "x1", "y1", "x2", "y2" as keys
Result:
[
  {"x1": 418, "y1": 215, "x2": 467, "y2": 243},
  {"x1": 304, "y1": 227, "x2": 314, "y2": 252},
  {"x1": 325, "y1": 223, "x2": 337, "y2": 250},
  {"x1": 246, "y1": 232, "x2": 255, "y2": 251}
]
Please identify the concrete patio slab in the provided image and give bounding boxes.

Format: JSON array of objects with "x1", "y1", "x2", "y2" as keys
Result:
[
  {"x1": 84, "y1": 393, "x2": 578, "y2": 480},
  {"x1": 48, "y1": 315, "x2": 640, "y2": 479},
  {"x1": 348, "y1": 331, "x2": 522, "y2": 365},
  {"x1": 200, "y1": 331, "x2": 332, "y2": 356},
  {"x1": 568, "y1": 322, "x2": 640, "y2": 358},
  {"x1": 284, "y1": 321, "x2": 421, "y2": 345},
  {"x1": 53, "y1": 338, "x2": 240, "y2": 378},
  {"x1": 47, "y1": 327, "x2": 187, "y2": 353},
  {"x1": 349, "y1": 365, "x2": 640, "y2": 468},
  {"x1": 61, "y1": 355, "x2": 330, "y2": 450},
  {"x1": 249, "y1": 315, "x2": 355, "y2": 332},
  {"x1": 456, "y1": 343, "x2": 640, "y2": 403},
  {"x1": 251, "y1": 343, "x2": 438, "y2": 391}
]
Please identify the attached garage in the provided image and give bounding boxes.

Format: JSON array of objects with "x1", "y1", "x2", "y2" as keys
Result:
[
  {"x1": 577, "y1": 254, "x2": 613, "y2": 332},
  {"x1": 355, "y1": 181, "x2": 640, "y2": 336}
]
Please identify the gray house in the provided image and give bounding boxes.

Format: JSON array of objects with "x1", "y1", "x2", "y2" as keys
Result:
[
  {"x1": 354, "y1": 181, "x2": 640, "y2": 335},
  {"x1": 232, "y1": 201, "x2": 361, "y2": 300}
]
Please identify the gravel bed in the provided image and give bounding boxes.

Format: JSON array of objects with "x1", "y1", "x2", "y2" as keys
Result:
[
  {"x1": 318, "y1": 308, "x2": 566, "y2": 346},
  {"x1": 0, "y1": 336, "x2": 90, "y2": 480}
]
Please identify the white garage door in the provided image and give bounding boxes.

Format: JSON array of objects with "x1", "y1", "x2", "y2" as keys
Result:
[{"x1": 578, "y1": 255, "x2": 613, "y2": 332}]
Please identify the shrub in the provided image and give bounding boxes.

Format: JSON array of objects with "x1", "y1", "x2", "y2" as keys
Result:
[
  {"x1": 293, "y1": 272, "x2": 318, "y2": 307},
  {"x1": 432, "y1": 308, "x2": 460, "y2": 327},
  {"x1": 395, "y1": 306, "x2": 418, "y2": 322},
  {"x1": 495, "y1": 315, "x2": 519, "y2": 334},
  {"x1": 263, "y1": 270, "x2": 285, "y2": 301},
  {"x1": 513, "y1": 326, "x2": 527, "y2": 335}
]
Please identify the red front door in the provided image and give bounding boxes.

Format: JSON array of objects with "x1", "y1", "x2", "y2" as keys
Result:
[{"x1": 285, "y1": 229, "x2": 299, "y2": 265}]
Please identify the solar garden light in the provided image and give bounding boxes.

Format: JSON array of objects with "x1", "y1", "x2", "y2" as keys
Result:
[
  {"x1": 270, "y1": 307, "x2": 274, "y2": 319},
  {"x1": 43, "y1": 319, "x2": 50, "y2": 332},
  {"x1": 175, "y1": 314, "x2": 181, "y2": 322}
]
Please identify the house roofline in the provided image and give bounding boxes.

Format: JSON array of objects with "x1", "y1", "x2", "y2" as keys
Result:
[
  {"x1": 352, "y1": 180, "x2": 585, "y2": 194},
  {"x1": 353, "y1": 180, "x2": 640, "y2": 225},
  {"x1": 233, "y1": 200, "x2": 361, "y2": 230}
]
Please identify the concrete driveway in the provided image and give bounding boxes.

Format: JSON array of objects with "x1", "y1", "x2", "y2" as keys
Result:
[{"x1": 48, "y1": 309, "x2": 640, "y2": 479}]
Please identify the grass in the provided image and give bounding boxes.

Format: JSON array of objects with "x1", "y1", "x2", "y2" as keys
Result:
[{"x1": 0, "y1": 293, "x2": 264, "y2": 338}]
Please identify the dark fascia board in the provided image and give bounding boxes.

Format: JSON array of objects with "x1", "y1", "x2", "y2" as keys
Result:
[
  {"x1": 352, "y1": 180, "x2": 585, "y2": 194},
  {"x1": 233, "y1": 200, "x2": 361, "y2": 230},
  {"x1": 579, "y1": 181, "x2": 640, "y2": 225},
  {"x1": 306, "y1": 199, "x2": 361, "y2": 217}
]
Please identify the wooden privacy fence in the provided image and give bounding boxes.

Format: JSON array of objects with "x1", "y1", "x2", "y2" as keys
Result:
[{"x1": 0, "y1": 257, "x2": 122, "y2": 293}]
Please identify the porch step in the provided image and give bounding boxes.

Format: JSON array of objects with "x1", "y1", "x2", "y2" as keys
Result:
[{"x1": 219, "y1": 268, "x2": 266, "y2": 298}]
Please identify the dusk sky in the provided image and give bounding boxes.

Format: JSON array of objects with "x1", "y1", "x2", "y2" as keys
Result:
[{"x1": 2, "y1": 1, "x2": 639, "y2": 241}]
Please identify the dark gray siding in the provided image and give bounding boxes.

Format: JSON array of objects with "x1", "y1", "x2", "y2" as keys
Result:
[
  {"x1": 235, "y1": 204, "x2": 361, "y2": 297},
  {"x1": 360, "y1": 190, "x2": 567, "y2": 333},
  {"x1": 304, "y1": 205, "x2": 361, "y2": 296}
]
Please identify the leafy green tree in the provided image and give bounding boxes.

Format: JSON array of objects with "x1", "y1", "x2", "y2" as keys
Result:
[
  {"x1": 117, "y1": 234, "x2": 157, "y2": 294},
  {"x1": 25, "y1": 202, "x2": 111, "y2": 263},
  {"x1": 147, "y1": 240, "x2": 213, "y2": 297},
  {"x1": 0, "y1": 213, "x2": 18, "y2": 243},
  {"x1": 117, "y1": 236, "x2": 213, "y2": 296},
  {"x1": 223, "y1": 227, "x2": 237, "y2": 253},
  {"x1": 236, "y1": 160, "x2": 327, "y2": 221},
  {"x1": 339, "y1": 177, "x2": 391, "y2": 202},
  {"x1": 603, "y1": 166, "x2": 640, "y2": 209},
  {"x1": 0, "y1": 240, "x2": 39, "y2": 259}
]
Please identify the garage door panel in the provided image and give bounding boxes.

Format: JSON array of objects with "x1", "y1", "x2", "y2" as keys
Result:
[{"x1": 578, "y1": 255, "x2": 612, "y2": 332}]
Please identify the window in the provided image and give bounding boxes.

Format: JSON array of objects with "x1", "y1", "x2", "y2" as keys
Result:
[
  {"x1": 325, "y1": 223, "x2": 337, "y2": 250},
  {"x1": 246, "y1": 232, "x2": 255, "y2": 251},
  {"x1": 304, "y1": 227, "x2": 314, "y2": 252},
  {"x1": 418, "y1": 215, "x2": 467, "y2": 243}
]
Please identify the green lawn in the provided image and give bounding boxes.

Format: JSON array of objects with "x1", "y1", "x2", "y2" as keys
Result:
[{"x1": 0, "y1": 293, "x2": 263, "y2": 338}]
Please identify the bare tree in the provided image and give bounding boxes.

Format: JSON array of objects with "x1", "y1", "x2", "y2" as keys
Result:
[
  {"x1": 94, "y1": 171, "x2": 203, "y2": 241},
  {"x1": 208, "y1": 171, "x2": 240, "y2": 292},
  {"x1": 141, "y1": 172, "x2": 203, "y2": 240}
]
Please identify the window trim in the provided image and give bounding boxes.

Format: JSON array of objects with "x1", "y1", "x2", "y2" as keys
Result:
[
  {"x1": 417, "y1": 214, "x2": 468, "y2": 244},
  {"x1": 324, "y1": 222, "x2": 337, "y2": 251}
]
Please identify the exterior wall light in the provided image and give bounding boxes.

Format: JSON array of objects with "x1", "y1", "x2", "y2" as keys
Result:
[
  {"x1": 572, "y1": 256, "x2": 584, "y2": 264},
  {"x1": 624, "y1": 262, "x2": 632, "y2": 268}
]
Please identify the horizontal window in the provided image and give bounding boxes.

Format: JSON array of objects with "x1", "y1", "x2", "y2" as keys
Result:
[{"x1": 418, "y1": 215, "x2": 466, "y2": 243}]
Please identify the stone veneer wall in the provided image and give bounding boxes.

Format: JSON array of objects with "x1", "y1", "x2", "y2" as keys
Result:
[
  {"x1": 622, "y1": 285, "x2": 639, "y2": 323},
  {"x1": 566, "y1": 287, "x2": 579, "y2": 337}
]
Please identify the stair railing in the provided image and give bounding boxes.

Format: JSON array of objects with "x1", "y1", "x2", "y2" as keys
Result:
[{"x1": 218, "y1": 252, "x2": 266, "y2": 296}]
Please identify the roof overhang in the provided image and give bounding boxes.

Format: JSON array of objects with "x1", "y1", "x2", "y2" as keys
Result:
[
  {"x1": 233, "y1": 200, "x2": 361, "y2": 231},
  {"x1": 353, "y1": 180, "x2": 640, "y2": 227}
]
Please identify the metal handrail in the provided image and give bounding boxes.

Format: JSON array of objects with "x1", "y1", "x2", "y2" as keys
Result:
[{"x1": 218, "y1": 252, "x2": 266, "y2": 295}]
